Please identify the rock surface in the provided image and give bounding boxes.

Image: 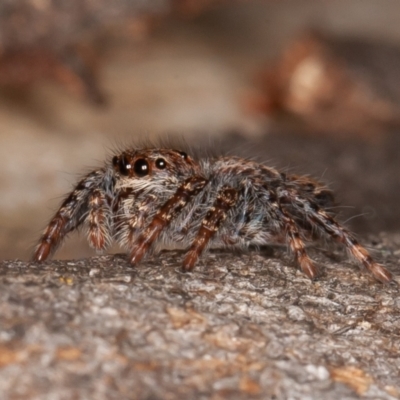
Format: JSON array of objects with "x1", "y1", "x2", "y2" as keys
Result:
[{"x1": 1, "y1": 233, "x2": 399, "y2": 399}]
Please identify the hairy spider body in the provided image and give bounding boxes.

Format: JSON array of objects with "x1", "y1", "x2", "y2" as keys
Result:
[{"x1": 33, "y1": 147, "x2": 392, "y2": 283}]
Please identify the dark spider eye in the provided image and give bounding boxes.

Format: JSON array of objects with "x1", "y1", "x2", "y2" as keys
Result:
[
  {"x1": 113, "y1": 155, "x2": 132, "y2": 176},
  {"x1": 155, "y1": 158, "x2": 166, "y2": 169},
  {"x1": 178, "y1": 151, "x2": 188, "y2": 160},
  {"x1": 134, "y1": 158, "x2": 149, "y2": 177}
]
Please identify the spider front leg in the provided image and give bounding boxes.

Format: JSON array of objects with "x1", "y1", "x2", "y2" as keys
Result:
[
  {"x1": 114, "y1": 190, "x2": 164, "y2": 253},
  {"x1": 87, "y1": 188, "x2": 113, "y2": 251},
  {"x1": 128, "y1": 176, "x2": 208, "y2": 265},
  {"x1": 183, "y1": 186, "x2": 238, "y2": 271},
  {"x1": 33, "y1": 169, "x2": 112, "y2": 261}
]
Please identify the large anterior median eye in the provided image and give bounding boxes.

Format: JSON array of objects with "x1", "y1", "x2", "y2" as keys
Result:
[
  {"x1": 113, "y1": 155, "x2": 132, "y2": 176},
  {"x1": 134, "y1": 158, "x2": 149, "y2": 177}
]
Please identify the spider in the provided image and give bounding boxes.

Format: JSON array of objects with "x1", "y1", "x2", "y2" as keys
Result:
[{"x1": 33, "y1": 146, "x2": 392, "y2": 283}]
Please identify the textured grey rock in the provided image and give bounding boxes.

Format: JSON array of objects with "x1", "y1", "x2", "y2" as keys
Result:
[{"x1": 1, "y1": 233, "x2": 399, "y2": 399}]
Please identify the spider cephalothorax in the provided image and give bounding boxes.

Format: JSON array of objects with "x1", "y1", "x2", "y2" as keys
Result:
[{"x1": 33, "y1": 147, "x2": 392, "y2": 283}]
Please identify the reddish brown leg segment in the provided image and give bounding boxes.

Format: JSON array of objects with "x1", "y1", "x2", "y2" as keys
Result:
[
  {"x1": 129, "y1": 176, "x2": 208, "y2": 265},
  {"x1": 183, "y1": 186, "x2": 238, "y2": 271},
  {"x1": 286, "y1": 222, "x2": 319, "y2": 279},
  {"x1": 33, "y1": 170, "x2": 105, "y2": 262},
  {"x1": 87, "y1": 189, "x2": 111, "y2": 250},
  {"x1": 348, "y1": 239, "x2": 392, "y2": 283},
  {"x1": 308, "y1": 207, "x2": 392, "y2": 283},
  {"x1": 33, "y1": 193, "x2": 80, "y2": 262},
  {"x1": 33, "y1": 213, "x2": 67, "y2": 262},
  {"x1": 113, "y1": 188, "x2": 151, "y2": 247},
  {"x1": 273, "y1": 202, "x2": 319, "y2": 279}
]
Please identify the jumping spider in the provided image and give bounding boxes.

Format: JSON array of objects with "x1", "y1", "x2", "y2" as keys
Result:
[{"x1": 33, "y1": 147, "x2": 392, "y2": 283}]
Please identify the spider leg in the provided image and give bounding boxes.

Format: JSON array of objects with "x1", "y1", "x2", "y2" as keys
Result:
[
  {"x1": 114, "y1": 190, "x2": 156, "y2": 249},
  {"x1": 33, "y1": 169, "x2": 110, "y2": 261},
  {"x1": 299, "y1": 198, "x2": 392, "y2": 283},
  {"x1": 128, "y1": 176, "x2": 208, "y2": 265},
  {"x1": 272, "y1": 202, "x2": 319, "y2": 279},
  {"x1": 183, "y1": 186, "x2": 238, "y2": 271},
  {"x1": 87, "y1": 189, "x2": 113, "y2": 251}
]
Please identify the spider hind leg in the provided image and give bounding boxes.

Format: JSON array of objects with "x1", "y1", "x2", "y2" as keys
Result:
[{"x1": 306, "y1": 203, "x2": 392, "y2": 283}]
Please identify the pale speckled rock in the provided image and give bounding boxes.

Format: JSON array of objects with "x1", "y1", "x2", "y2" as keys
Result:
[{"x1": 0, "y1": 233, "x2": 399, "y2": 399}]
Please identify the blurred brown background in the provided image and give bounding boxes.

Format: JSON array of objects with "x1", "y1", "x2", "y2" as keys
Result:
[{"x1": 1, "y1": 0, "x2": 400, "y2": 261}]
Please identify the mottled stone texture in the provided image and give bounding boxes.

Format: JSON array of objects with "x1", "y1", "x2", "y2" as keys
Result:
[{"x1": 1, "y1": 233, "x2": 399, "y2": 399}]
